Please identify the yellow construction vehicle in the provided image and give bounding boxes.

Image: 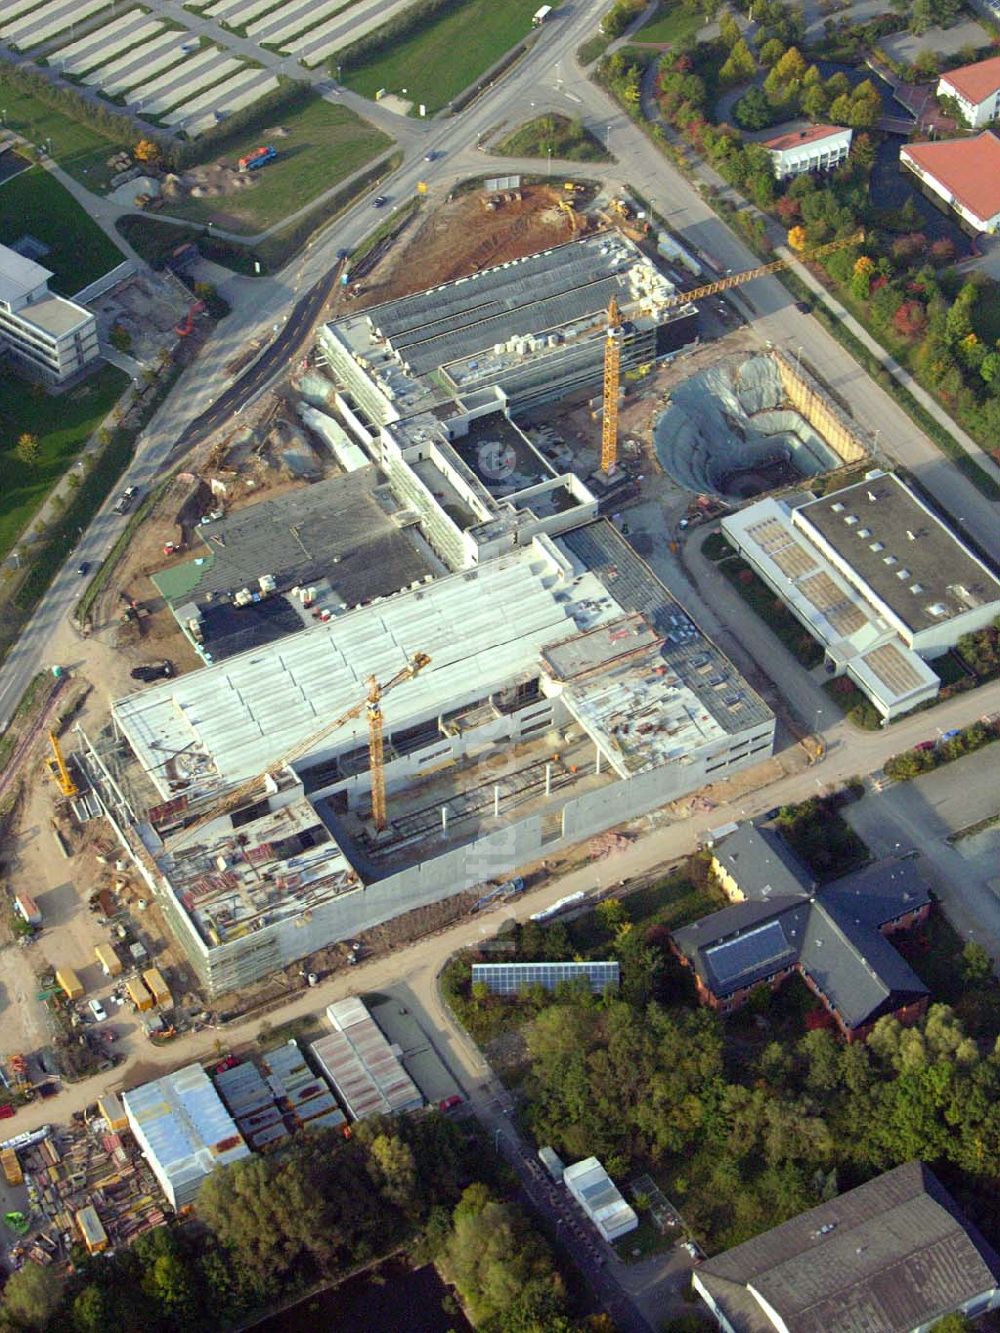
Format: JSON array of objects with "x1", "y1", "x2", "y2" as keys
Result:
[
  {"x1": 181, "y1": 652, "x2": 431, "y2": 838},
  {"x1": 46, "y1": 731, "x2": 78, "y2": 798},
  {"x1": 597, "y1": 231, "x2": 863, "y2": 473},
  {"x1": 557, "y1": 197, "x2": 578, "y2": 234}
]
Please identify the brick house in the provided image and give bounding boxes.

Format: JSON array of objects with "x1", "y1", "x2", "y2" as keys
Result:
[{"x1": 671, "y1": 824, "x2": 930, "y2": 1041}]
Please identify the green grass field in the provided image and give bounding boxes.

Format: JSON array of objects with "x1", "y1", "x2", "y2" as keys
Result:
[
  {"x1": 0, "y1": 78, "x2": 130, "y2": 189},
  {"x1": 162, "y1": 96, "x2": 391, "y2": 233},
  {"x1": 342, "y1": 0, "x2": 539, "y2": 115},
  {"x1": 0, "y1": 364, "x2": 129, "y2": 562},
  {"x1": 0, "y1": 167, "x2": 125, "y2": 296},
  {"x1": 497, "y1": 113, "x2": 611, "y2": 162},
  {"x1": 635, "y1": 0, "x2": 707, "y2": 45}
]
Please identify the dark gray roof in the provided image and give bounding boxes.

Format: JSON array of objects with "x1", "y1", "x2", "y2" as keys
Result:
[
  {"x1": 821, "y1": 859, "x2": 931, "y2": 930},
  {"x1": 799, "y1": 903, "x2": 927, "y2": 1031},
  {"x1": 559, "y1": 523, "x2": 773, "y2": 737},
  {"x1": 673, "y1": 898, "x2": 809, "y2": 997},
  {"x1": 697, "y1": 1160, "x2": 1000, "y2": 1333},
  {"x1": 175, "y1": 469, "x2": 432, "y2": 609},
  {"x1": 672, "y1": 844, "x2": 929, "y2": 1029},
  {"x1": 710, "y1": 822, "x2": 815, "y2": 900},
  {"x1": 794, "y1": 473, "x2": 1000, "y2": 634}
]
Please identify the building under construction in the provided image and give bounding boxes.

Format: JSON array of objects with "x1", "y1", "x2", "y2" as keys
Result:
[{"x1": 88, "y1": 521, "x2": 773, "y2": 996}]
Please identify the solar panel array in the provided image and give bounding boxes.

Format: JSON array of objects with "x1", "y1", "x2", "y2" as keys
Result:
[
  {"x1": 471, "y1": 961, "x2": 620, "y2": 995},
  {"x1": 704, "y1": 919, "x2": 793, "y2": 987}
]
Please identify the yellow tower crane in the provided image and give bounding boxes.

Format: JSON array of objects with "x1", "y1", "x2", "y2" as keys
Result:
[
  {"x1": 600, "y1": 295, "x2": 622, "y2": 475},
  {"x1": 47, "y1": 731, "x2": 78, "y2": 799},
  {"x1": 180, "y1": 652, "x2": 431, "y2": 837},
  {"x1": 597, "y1": 231, "x2": 863, "y2": 473}
]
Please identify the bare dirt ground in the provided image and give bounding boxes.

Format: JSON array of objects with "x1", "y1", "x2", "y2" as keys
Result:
[{"x1": 358, "y1": 184, "x2": 599, "y2": 306}]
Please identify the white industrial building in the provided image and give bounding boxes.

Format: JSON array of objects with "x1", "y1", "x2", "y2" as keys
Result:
[
  {"x1": 901, "y1": 133, "x2": 1000, "y2": 234},
  {"x1": 122, "y1": 1063, "x2": 250, "y2": 1209},
  {"x1": 937, "y1": 54, "x2": 1000, "y2": 128},
  {"x1": 88, "y1": 520, "x2": 773, "y2": 995},
  {"x1": 763, "y1": 123, "x2": 853, "y2": 179},
  {"x1": 722, "y1": 470, "x2": 1000, "y2": 719},
  {"x1": 564, "y1": 1157, "x2": 638, "y2": 1242},
  {"x1": 0, "y1": 243, "x2": 100, "y2": 382}
]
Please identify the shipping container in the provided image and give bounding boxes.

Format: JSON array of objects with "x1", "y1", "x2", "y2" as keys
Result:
[
  {"x1": 538, "y1": 1145, "x2": 565, "y2": 1183},
  {"x1": 125, "y1": 976, "x2": 155, "y2": 1011},
  {"x1": 98, "y1": 1093, "x2": 129, "y2": 1133},
  {"x1": 56, "y1": 968, "x2": 84, "y2": 1000},
  {"x1": 94, "y1": 944, "x2": 123, "y2": 977},
  {"x1": 143, "y1": 967, "x2": 172, "y2": 1007},
  {"x1": 14, "y1": 894, "x2": 41, "y2": 926},
  {"x1": 75, "y1": 1205, "x2": 108, "y2": 1254},
  {"x1": 0, "y1": 1148, "x2": 22, "y2": 1186}
]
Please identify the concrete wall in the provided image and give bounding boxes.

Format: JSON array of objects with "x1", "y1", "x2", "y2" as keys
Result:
[{"x1": 775, "y1": 352, "x2": 869, "y2": 465}]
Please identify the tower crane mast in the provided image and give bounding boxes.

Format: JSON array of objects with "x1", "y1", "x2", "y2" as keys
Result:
[{"x1": 180, "y1": 652, "x2": 430, "y2": 837}]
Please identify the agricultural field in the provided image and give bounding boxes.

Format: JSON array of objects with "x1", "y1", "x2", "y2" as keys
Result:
[
  {"x1": 0, "y1": 166, "x2": 124, "y2": 295},
  {"x1": 341, "y1": 0, "x2": 541, "y2": 114},
  {"x1": 0, "y1": 364, "x2": 129, "y2": 563},
  {"x1": 159, "y1": 95, "x2": 391, "y2": 232}
]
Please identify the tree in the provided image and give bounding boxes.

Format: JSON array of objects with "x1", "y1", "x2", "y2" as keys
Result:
[
  {"x1": 787, "y1": 224, "x2": 807, "y2": 250},
  {"x1": 758, "y1": 36, "x2": 786, "y2": 66},
  {"x1": 4, "y1": 1263, "x2": 65, "y2": 1327},
  {"x1": 771, "y1": 45, "x2": 808, "y2": 86},
  {"x1": 134, "y1": 137, "x2": 161, "y2": 163},
  {"x1": 719, "y1": 38, "x2": 757, "y2": 85},
  {"x1": 893, "y1": 299, "x2": 928, "y2": 339},
  {"x1": 734, "y1": 86, "x2": 775, "y2": 129},
  {"x1": 719, "y1": 11, "x2": 742, "y2": 47},
  {"x1": 960, "y1": 940, "x2": 993, "y2": 988},
  {"x1": 15, "y1": 432, "x2": 39, "y2": 467},
  {"x1": 800, "y1": 82, "x2": 829, "y2": 120},
  {"x1": 368, "y1": 1133, "x2": 418, "y2": 1211},
  {"x1": 928, "y1": 1316, "x2": 974, "y2": 1333},
  {"x1": 828, "y1": 92, "x2": 853, "y2": 123},
  {"x1": 596, "y1": 897, "x2": 629, "y2": 935}
]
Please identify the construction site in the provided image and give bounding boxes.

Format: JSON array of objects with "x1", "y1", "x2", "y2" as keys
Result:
[{"x1": 3, "y1": 183, "x2": 883, "y2": 1018}]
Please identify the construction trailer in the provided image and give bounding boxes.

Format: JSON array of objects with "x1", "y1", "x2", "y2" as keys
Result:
[
  {"x1": 97, "y1": 1093, "x2": 129, "y2": 1133},
  {"x1": 1, "y1": 1148, "x2": 23, "y2": 1186},
  {"x1": 14, "y1": 894, "x2": 41, "y2": 927},
  {"x1": 75, "y1": 1204, "x2": 109, "y2": 1254},
  {"x1": 94, "y1": 944, "x2": 123, "y2": 978},
  {"x1": 56, "y1": 968, "x2": 84, "y2": 1000},
  {"x1": 125, "y1": 976, "x2": 155, "y2": 1012},
  {"x1": 142, "y1": 967, "x2": 172, "y2": 1008}
]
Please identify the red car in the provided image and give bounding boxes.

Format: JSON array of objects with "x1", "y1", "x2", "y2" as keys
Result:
[
  {"x1": 0, "y1": 1105, "x2": 15, "y2": 1120},
  {"x1": 439, "y1": 1095, "x2": 463, "y2": 1112}
]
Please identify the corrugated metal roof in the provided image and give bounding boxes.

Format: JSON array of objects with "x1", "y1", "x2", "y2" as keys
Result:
[
  {"x1": 122, "y1": 1063, "x2": 250, "y2": 1207},
  {"x1": 310, "y1": 997, "x2": 422, "y2": 1121}
]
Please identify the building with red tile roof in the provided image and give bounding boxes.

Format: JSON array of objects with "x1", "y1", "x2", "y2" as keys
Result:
[
  {"x1": 901, "y1": 132, "x2": 1000, "y2": 232},
  {"x1": 762, "y1": 122, "x2": 852, "y2": 179},
  {"x1": 938, "y1": 54, "x2": 1000, "y2": 127}
]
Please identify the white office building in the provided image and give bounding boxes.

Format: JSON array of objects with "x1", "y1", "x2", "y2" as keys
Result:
[
  {"x1": 763, "y1": 123, "x2": 853, "y2": 179},
  {"x1": 937, "y1": 54, "x2": 1000, "y2": 128},
  {"x1": 0, "y1": 243, "x2": 99, "y2": 382}
]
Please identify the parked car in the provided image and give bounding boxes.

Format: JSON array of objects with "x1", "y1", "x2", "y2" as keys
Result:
[
  {"x1": 88, "y1": 999, "x2": 108, "y2": 1023},
  {"x1": 0, "y1": 1105, "x2": 15, "y2": 1120},
  {"x1": 439, "y1": 1094, "x2": 463, "y2": 1112},
  {"x1": 130, "y1": 661, "x2": 174, "y2": 683}
]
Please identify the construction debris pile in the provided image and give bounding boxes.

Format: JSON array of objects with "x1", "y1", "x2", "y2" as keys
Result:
[{"x1": 7, "y1": 1108, "x2": 167, "y2": 1272}]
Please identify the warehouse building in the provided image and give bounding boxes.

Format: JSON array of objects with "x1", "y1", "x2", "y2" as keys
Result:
[
  {"x1": 722, "y1": 470, "x2": 1000, "y2": 719},
  {"x1": 92, "y1": 521, "x2": 773, "y2": 995},
  {"x1": 563, "y1": 1157, "x2": 637, "y2": 1242},
  {"x1": 122, "y1": 1063, "x2": 250, "y2": 1209},
  {"x1": 694, "y1": 1161, "x2": 1000, "y2": 1332},
  {"x1": 310, "y1": 997, "x2": 423, "y2": 1121},
  {"x1": 0, "y1": 243, "x2": 100, "y2": 383}
]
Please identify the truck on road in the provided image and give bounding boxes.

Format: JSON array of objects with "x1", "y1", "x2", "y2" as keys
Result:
[{"x1": 113, "y1": 485, "x2": 139, "y2": 515}]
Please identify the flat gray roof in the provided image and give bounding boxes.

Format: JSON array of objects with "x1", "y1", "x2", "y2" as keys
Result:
[
  {"x1": 20, "y1": 292, "x2": 92, "y2": 338},
  {"x1": 0, "y1": 241, "x2": 51, "y2": 304},
  {"x1": 795, "y1": 472, "x2": 1000, "y2": 633}
]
